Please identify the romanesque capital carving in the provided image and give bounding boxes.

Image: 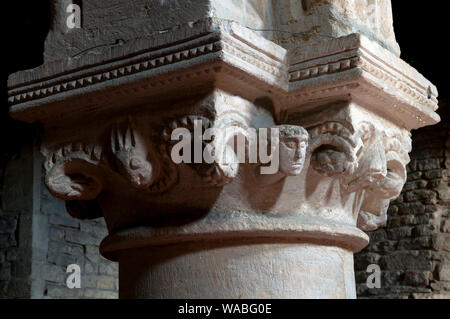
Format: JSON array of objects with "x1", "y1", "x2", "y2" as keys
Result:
[
  {"x1": 355, "y1": 130, "x2": 412, "y2": 231},
  {"x1": 162, "y1": 114, "x2": 240, "y2": 188},
  {"x1": 43, "y1": 142, "x2": 105, "y2": 220},
  {"x1": 277, "y1": 125, "x2": 309, "y2": 176},
  {"x1": 43, "y1": 142, "x2": 104, "y2": 201},
  {"x1": 9, "y1": 18, "x2": 439, "y2": 259},
  {"x1": 110, "y1": 117, "x2": 178, "y2": 194},
  {"x1": 6, "y1": 3, "x2": 442, "y2": 299},
  {"x1": 343, "y1": 122, "x2": 382, "y2": 193},
  {"x1": 253, "y1": 124, "x2": 309, "y2": 185},
  {"x1": 308, "y1": 121, "x2": 359, "y2": 177},
  {"x1": 110, "y1": 117, "x2": 155, "y2": 190}
]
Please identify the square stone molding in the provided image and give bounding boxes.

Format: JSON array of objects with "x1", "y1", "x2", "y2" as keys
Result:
[{"x1": 8, "y1": 18, "x2": 438, "y2": 129}]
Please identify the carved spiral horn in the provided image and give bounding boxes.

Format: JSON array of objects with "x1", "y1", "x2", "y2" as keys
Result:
[
  {"x1": 44, "y1": 143, "x2": 104, "y2": 201},
  {"x1": 308, "y1": 122, "x2": 359, "y2": 177}
]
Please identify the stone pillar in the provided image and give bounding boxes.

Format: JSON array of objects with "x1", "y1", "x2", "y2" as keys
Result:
[{"x1": 8, "y1": 1, "x2": 439, "y2": 298}]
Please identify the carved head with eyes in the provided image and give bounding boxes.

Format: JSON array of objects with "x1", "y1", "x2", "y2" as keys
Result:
[
  {"x1": 277, "y1": 125, "x2": 309, "y2": 176},
  {"x1": 111, "y1": 120, "x2": 155, "y2": 190}
]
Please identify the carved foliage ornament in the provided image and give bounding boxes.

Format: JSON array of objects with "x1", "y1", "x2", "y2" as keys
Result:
[
  {"x1": 161, "y1": 114, "x2": 241, "y2": 188},
  {"x1": 43, "y1": 112, "x2": 311, "y2": 199},
  {"x1": 43, "y1": 111, "x2": 410, "y2": 231},
  {"x1": 43, "y1": 116, "x2": 178, "y2": 219},
  {"x1": 355, "y1": 131, "x2": 411, "y2": 231},
  {"x1": 110, "y1": 117, "x2": 177, "y2": 193},
  {"x1": 305, "y1": 118, "x2": 411, "y2": 231}
]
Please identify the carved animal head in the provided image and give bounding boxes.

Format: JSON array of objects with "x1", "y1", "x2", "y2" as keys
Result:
[{"x1": 111, "y1": 118, "x2": 156, "y2": 190}]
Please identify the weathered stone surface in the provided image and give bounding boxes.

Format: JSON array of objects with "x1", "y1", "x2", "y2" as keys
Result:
[
  {"x1": 273, "y1": 0, "x2": 400, "y2": 54},
  {"x1": 402, "y1": 271, "x2": 431, "y2": 287},
  {"x1": 65, "y1": 230, "x2": 101, "y2": 246},
  {"x1": 442, "y1": 220, "x2": 450, "y2": 233},
  {"x1": 1, "y1": 148, "x2": 118, "y2": 299},
  {"x1": 433, "y1": 234, "x2": 450, "y2": 252},
  {"x1": 438, "y1": 262, "x2": 450, "y2": 282},
  {"x1": 355, "y1": 103, "x2": 449, "y2": 299},
  {"x1": 120, "y1": 243, "x2": 356, "y2": 298},
  {"x1": 43, "y1": 204, "x2": 118, "y2": 298},
  {"x1": 0, "y1": 149, "x2": 30, "y2": 299},
  {"x1": 43, "y1": 0, "x2": 400, "y2": 64},
  {"x1": 6, "y1": 0, "x2": 439, "y2": 299},
  {"x1": 0, "y1": 217, "x2": 17, "y2": 234}
]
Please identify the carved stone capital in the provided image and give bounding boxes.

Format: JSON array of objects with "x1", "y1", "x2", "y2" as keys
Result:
[
  {"x1": 38, "y1": 93, "x2": 414, "y2": 249},
  {"x1": 9, "y1": 17, "x2": 439, "y2": 299}
]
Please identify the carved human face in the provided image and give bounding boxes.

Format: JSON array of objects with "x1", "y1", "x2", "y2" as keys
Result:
[
  {"x1": 278, "y1": 127, "x2": 308, "y2": 176},
  {"x1": 112, "y1": 120, "x2": 155, "y2": 189}
]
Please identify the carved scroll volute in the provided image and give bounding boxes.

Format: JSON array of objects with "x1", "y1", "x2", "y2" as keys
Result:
[
  {"x1": 343, "y1": 122, "x2": 384, "y2": 193},
  {"x1": 354, "y1": 129, "x2": 411, "y2": 231},
  {"x1": 163, "y1": 114, "x2": 242, "y2": 188},
  {"x1": 308, "y1": 121, "x2": 360, "y2": 177},
  {"x1": 372, "y1": 132, "x2": 410, "y2": 198},
  {"x1": 43, "y1": 142, "x2": 105, "y2": 219},
  {"x1": 44, "y1": 143, "x2": 104, "y2": 201},
  {"x1": 303, "y1": 118, "x2": 411, "y2": 232},
  {"x1": 201, "y1": 115, "x2": 243, "y2": 186},
  {"x1": 42, "y1": 115, "x2": 182, "y2": 221}
]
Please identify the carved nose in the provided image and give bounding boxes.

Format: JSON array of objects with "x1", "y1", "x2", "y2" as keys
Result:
[{"x1": 294, "y1": 149, "x2": 301, "y2": 161}]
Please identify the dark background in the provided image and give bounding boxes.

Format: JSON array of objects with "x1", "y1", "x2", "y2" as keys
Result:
[
  {"x1": 1, "y1": 1, "x2": 449, "y2": 151},
  {"x1": 392, "y1": 1, "x2": 449, "y2": 100}
]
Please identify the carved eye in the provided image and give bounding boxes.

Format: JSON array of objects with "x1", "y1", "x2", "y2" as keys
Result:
[
  {"x1": 130, "y1": 158, "x2": 143, "y2": 170},
  {"x1": 284, "y1": 141, "x2": 298, "y2": 149}
]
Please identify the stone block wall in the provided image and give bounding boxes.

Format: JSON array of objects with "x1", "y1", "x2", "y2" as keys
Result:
[
  {"x1": 41, "y1": 184, "x2": 118, "y2": 299},
  {"x1": 0, "y1": 199, "x2": 21, "y2": 297},
  {"x1": 0, "y1": 129, "x2": 118, "y2": 299},
  {"x1": 355, "y1": 101, "x2": 450, "y2": 299},
  {"x1": 0, "y1": 138, "x2": 34, "y2": 299}
]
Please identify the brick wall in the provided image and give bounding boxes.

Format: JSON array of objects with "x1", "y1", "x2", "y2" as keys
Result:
[
  {"x1": 0, "y1": 130, "x2": 118, "y2": 299},
  {"x1": 41, "y1": 183, "x2": 118, "y2": 299},
  {"x1": 0, "y1": 138, "x2": 34, "y2": 299},
  {"x1": 355, "y1": 101, "x2": 450, "y2": 299},
  {"x1": 0, "y1": 199, "x2": 20, "y2": 297}
]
